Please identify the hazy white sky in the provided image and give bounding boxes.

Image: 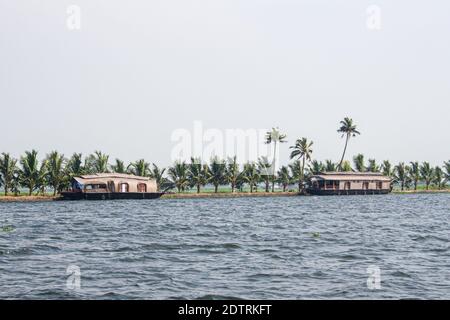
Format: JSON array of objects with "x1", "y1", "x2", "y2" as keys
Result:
[{"x1": 1, "y1": 0, "x2": 449, "y2": 167}]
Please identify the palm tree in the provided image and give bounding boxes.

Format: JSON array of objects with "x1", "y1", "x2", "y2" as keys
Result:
[
  {"x1": 381, "y1": 160, "x2": 393, "y2": 177},
  {"x1": 243, "y1": 162, "x2": 259, "y2": 193},
  {"x1": 324, "y1": 160, "x2": 337, "y2": 172},
  {"x1": 444, "y1": 161, "x2": 450, "y2": 184},
  {"x1": 290, "y1": 137, "x2": 313, "y2": 192},
  {"x1": 420, "y1": 162, "x2": 434, "y2": 190},
  {"x1": 367, "y1": 159, "x2": 379, "y2": 173},
  {"x1": 226, "y1": 156, "x2": 240, "y2": 193},
  {"x1": 209, "y1": 157, "x2": 226, "y2": 193},
  {"x1": 353, "y1": 154, "x2": 365, "y2": 172},
  {"x1": 128, "y1": 159, "x2": 151, "y2": 177},
  {"x1": 188, "y1": 158, "x2": 209, "y2": 193},
  {"x1": 433, "y1": 166, "x2": 445, "y2": 189},
  {"x1": 19, "y1": 150, "x2": 41, "y2": 195},
  {"x1": 37, "y1": 160, "x2": 49, "y2": 195},
  {"x1": 150, "y1": 163, "x2": 166, "y2": 192},
  {"x1": 394, "y1": 162, "x2": 408, "y2": 191},
  {"x1": 309, "y1": 160, "x2": 324, "y2": 175},
  {"x1": 46, "y1": 151, "x2": 66, "y2": 195},
  {"x1": 111, "y1": 159, "x2": 126, "y2": 173},
  {"x1": 258, "y1": 156, "x2": 272, "y2": 192},
  {"x1": 265, "y1": 127, "x2": 287, "y2": 175},
  {"x1": 409, "y1": 161, "x2": 420, "y2": 190},
  {"x1": 341, "y1": 160, "x2": 353, "y2": 172},
  {"x1": 86, "y1": 151, "x2": 109, "y2": 173},
  {"x1": 277, "y1": 166, "x2": 291, "y2": 192},
  {"x1": 337, "y1": 117, "x2": 360, "y2": 170},
  {"x1": 67, "y1": 153, "x2": 84, "y2": 176},
  {"x1": 168, "y1": 161, "x2": 189, "y2": 192},
  {"x1": 0, "y1": 153, "x2": 18, "y2": 195}
]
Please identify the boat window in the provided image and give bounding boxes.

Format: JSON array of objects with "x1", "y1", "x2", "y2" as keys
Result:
[
  {"x1": 344, "y1": 182, "x2": 351, "y2": 190},
  {"x1": 363, "y1": 182, "x2": 369, "y2": 190},
  {"x1": 137, "y1": 183, "x2": 147, "y2": 193},
  {"x1": 119, "y1": 183, "x2": 129, "y2": 192},
  {"x1": 376, "y1": 181, "x2": 382, "y2": 189},
  {"x1": 85, "y1": 184, "x2": 107, "y2": 190}
]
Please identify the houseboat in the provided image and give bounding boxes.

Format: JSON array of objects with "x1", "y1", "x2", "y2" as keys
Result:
[
  {"x1": 61, "y1": 173, "x2": 164, "y2": 200},
  {"x1": 306, "y1": 172, "x2": 392, "y2": 195}
]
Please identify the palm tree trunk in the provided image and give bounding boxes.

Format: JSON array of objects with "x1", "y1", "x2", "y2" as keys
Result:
[
  {"x1": 214, "y1": 184, "x2": 218, "y2": 193},
  {"x1": 338, "y1": 134, "x2": 350, "y2": 170},
  {"x1": 271, "y1": 179, "x2": 275, "y2": 192},
  {"x1": 197, "y1": 184, "x2": 200, "y2": 193},
  {"x1": 301, "y1": 157, "x2": 305, "y2": 192}
]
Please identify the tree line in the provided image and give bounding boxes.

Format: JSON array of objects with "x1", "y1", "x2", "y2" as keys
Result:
[{"x1": 1, "y1": 118, "x2": 449, "y2": 196}]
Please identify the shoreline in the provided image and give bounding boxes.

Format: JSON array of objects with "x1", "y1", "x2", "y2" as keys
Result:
[{"x1": 0, "y1": 189, "x2": 449, "y2": 202}]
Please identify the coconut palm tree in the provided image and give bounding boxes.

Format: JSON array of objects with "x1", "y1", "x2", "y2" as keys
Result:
[
  {"x1": 265, "y1": 127, "x2": 287, "y2": 174},
  {"x1": 341, "y1": 160, "x2": 353, "y2": 172},
  {"x1": 409, "y1": 161, "x2": 420, "y2": 190},
  {"x1": 290, "y1": 137, "x2": 313, "y2": 192},
  {"x1": 444, "y1": 161, "x2": 450, "y2": 184},
  {"x1": 420, "y1": 162, "x2": 434, "y2": 190},
  {"x1": 394, "y1": 162, "x2": 408, "y2": 191},
  {"x1": 243, "y1": 162, "x2": 259, "y2": 193},
  {"x1": 277, "y1": 166, "x2": 291, "y2": 192},
  {"x1": 67, "y1": 153, "x2": 84, "y2": 176},
  {"x1": 324, "y1": 160, "x2": 337, "y2": 172},
  {"x1": 309, "y1": 160, "x2": 324, "y2": 175},
  {"x1": 433, "y1": 166, "x2": 445, "y2": 189},
  {"x1": 168, "y1": 161, "x2": 189, "y2": 192},
  {"x1": 46, "y1": 151, "x2": 66, "y2": 195},
  {"x1": 337, "y1": 117, "x2": 360, "y2": 170},
  {"x1": 188, "y1": 158, "x2": 209, "y2": 193},
  {"x1": 353, "y1": 154, "x2": 365, "y2": 172},
  {"x1": 381, "y1": 160, "x2": 393, "y2": 177},
  {"x1": 86, "y1": 151, "x2": 109, "y2": 173},
  {"x1": 226, "y1": 156, "x2": 240, "y2": 193},
  {"x1": 150, "y1": 163, "x2": 166, "y2": 192},
  {"x1": 111, "y1": 159, "x2": 126, "y2": 173},
  {"x1": 128, "y1": 159, "x2": 151, "y2": 177},
  {"x1": 37, "y1": 160, "x2": 49, "y2": 195},
  {"x1": 367, "y1": 159, "x2": 379, "y2": 173},
  {"x1": 209, "y1": 157, "x2": 226, "y2": 193},
  {"x1": 258, "y1": 156, "x2": 272, "y2": 192},
  {"x1": 0, "y1": 153, "x2": 18, "y2": 196},
  {"x1": 19, "y1": 150, "x2": 41, "y2": 195}
]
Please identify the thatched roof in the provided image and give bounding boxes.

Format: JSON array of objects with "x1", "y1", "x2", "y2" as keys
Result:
[{"x1": 75, "y1": 173, "x2": 151, "y2": 183}]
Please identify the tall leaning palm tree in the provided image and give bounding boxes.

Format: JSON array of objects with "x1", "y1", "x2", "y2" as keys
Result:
[
  {"x1": 289, "y1": 137, "x2": 313, "y2": 192},
  {"x1": 265, "y1": 127, "x2": 287, "y2": 174},
  {"x1": 337, "y1": 117, "x2": 360, "y2": 170},
  {"x1": 46, "y1": 151, "x2": 66, "y2": 195},
  {"x1": 0, "y1": 153, "x2": 18, "y2": 196},
  {"x1": 19, "y1": 150, "x2": 40, "y2": 195}
]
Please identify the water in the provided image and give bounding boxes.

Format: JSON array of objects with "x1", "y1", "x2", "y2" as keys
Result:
[{"x1": 0, "y1": 193, "x2": 449, "y2": 299}]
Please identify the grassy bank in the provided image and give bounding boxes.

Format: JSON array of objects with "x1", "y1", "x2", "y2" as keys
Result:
[{"x1": 0, "y1": 195, "x2": 58, "y2": 202}]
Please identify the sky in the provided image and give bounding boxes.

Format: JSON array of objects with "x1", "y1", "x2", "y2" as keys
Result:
[{"x1": 1, "y1": 0, "x2": 449, "y2": 167}]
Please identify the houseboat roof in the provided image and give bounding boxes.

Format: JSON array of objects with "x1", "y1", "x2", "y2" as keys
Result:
[
  {"x1": 311, "y1": 172, "x2": 391, "y2": 181},
  {"x1": 74, "y1": 173, "x2": 151, "y2": 183}
]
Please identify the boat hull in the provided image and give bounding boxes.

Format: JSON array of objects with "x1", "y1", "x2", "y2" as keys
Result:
[
  {"x1": 60, "y1": 192, "x2": 164, "y2": 200},
  {"x1": 306, "y1": 189, "x2": 391, "y2": 196}
]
